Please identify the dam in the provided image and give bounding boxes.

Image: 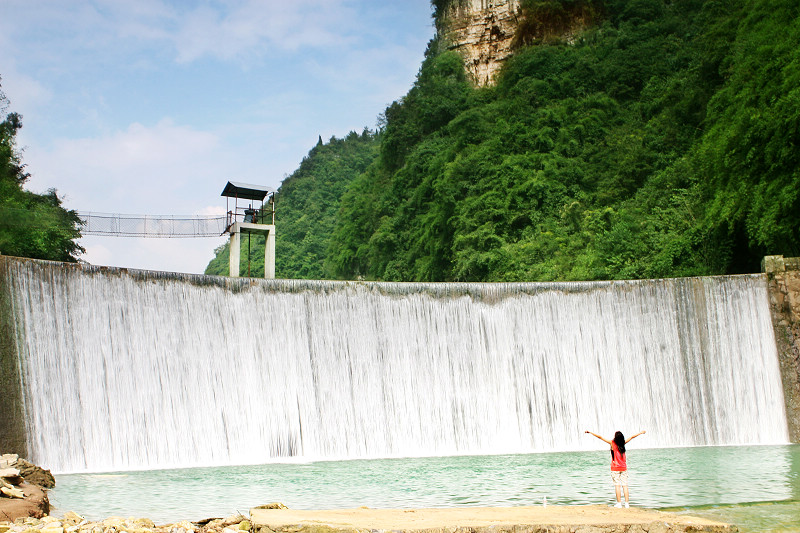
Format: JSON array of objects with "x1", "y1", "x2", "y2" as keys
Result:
[{"x1": 0, "y1": 256, "x2": 792, "y2": 474}]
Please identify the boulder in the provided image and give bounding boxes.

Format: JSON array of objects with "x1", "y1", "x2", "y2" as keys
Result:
[
  {"x1": 0, "y1": 487, "x2": 24, "y2": 499},
  {"x1": 0, "y1": 456, "x2": 19, "y2": 470},
  {"x1": 13, "y1": 460, "x2": 54, "y2": 489}
]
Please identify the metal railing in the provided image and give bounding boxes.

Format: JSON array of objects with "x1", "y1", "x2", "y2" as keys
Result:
[{"x1": 78, "y1": 212, "x2": 227, "y2": 238}]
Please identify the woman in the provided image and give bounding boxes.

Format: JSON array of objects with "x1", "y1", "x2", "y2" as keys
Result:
[{"x1": 585, "y1": 429, "x2": 646, "y2": 508}]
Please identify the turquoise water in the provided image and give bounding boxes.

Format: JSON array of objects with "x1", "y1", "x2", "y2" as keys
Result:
[{"x1": 50, "y1": 445, "x2": 800, "y2": 530}]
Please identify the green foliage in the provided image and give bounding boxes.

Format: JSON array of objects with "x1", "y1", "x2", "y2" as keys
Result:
[
  {"x1": 327, "y1": 0, "x2": 799, "y2": 281},
  {"x1": 513, "y1": 0, "x2": 605, "y2": 47},
  {"x1": 0, "y1": 84, "x2": 83, "y2": 262},
  {"x1": 697, "y1": 0, "x2": 800, "y2": 264}
]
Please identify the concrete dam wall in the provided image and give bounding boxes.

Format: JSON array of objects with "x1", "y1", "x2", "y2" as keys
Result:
[{"x1": 0, "y1": 255, "x2": 792, "y2": 473}]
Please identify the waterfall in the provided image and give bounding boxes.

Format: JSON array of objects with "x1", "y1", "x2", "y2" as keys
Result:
[{"x1": 3, "y1": 258, "x2": 789, "y2": 473}]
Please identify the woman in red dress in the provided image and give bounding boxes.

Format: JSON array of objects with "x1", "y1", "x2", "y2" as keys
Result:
[{"x1": 585, "y1": 429, "x2": 646, "y2": 507}]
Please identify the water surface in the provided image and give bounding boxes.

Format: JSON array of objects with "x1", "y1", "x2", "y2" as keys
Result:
[{"x1": 50, "y1": 445, "x2": 800, "y2": 531}]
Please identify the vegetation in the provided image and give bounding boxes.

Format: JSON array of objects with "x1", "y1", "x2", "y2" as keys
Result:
[
  {"x1": 0, "y1": 82, "x2": 83, "y2": 262},
  {"x1": 207, "y1": 0, "x2": 800, "y2": 282}
]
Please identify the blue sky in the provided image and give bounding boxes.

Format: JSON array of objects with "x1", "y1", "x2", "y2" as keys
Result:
[{"x1": 0, "y1": 0, "x2": 434, "y2": 274}]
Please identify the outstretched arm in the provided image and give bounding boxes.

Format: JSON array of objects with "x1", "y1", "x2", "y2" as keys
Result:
[
  {"x1": 625, "y1": 430, "x2": 646, "y2": 443},
  {"x1": 584, "y1": 430, "x2": 612, "y2": 445}
]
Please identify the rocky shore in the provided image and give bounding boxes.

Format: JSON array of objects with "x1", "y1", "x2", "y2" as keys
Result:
[
  {"x1": 0, "y1": 454, "x2": 54, "y2": 522},
  {"x1": 0, "y1": 512, "x2": 254, "y2": 533}
]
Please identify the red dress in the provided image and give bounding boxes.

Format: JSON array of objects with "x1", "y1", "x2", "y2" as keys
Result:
[{"x1": 611, "y1": 441, "x2": 627, "y2": 471}]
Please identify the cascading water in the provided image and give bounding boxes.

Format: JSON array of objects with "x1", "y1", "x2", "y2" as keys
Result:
[{"x1": 3, "y1": 258, "x2": 789, "y2": 473}]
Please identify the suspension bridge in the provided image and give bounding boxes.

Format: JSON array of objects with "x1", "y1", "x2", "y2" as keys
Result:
[{"x1": 77, "y1": 212, "x2": 228, "y2": 238}]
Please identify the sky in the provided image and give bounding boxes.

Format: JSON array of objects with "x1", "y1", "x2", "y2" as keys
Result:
[{"x1": 0, "y1": 0, "x2": 434, "y2": 274}]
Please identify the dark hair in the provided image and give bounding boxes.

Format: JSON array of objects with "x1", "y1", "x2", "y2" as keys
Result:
[{"x1": 613, "y1": 431, "x2": 626, "y2": 456}]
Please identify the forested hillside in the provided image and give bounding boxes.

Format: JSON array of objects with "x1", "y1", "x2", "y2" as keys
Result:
[
  {"x1": 0, "y1": 82, "x2": 83, "y2": 262},
  {"x1": 205, "y1": 131, "x2": 378, "y2": 278},
  {"x1": 208, "y1": 0, "x2": 800, "y2": 282}
]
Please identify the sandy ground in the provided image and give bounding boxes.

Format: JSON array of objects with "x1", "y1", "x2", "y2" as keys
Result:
[
  {"x1": 250, "y1": 505, "x2": 732, "y2": 530},
  {"x1": 0, "y1": 482, "x2": 49, "y2": 522}
]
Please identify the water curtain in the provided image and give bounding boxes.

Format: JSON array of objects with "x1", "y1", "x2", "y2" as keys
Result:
[{"x1": 4, "y1": 259, "x2": 788, "y2": 473}]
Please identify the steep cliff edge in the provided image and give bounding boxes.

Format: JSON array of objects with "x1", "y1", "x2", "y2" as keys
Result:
[
  {"x1": 438, "y1": 0, "x2": 521, "y2": 86},
  {"x1": 438, "y1": 0, "x2": 599, "y2": 86}
]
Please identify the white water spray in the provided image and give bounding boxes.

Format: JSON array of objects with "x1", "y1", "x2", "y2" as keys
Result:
[{"x1": 5, "y1": 259, "x2": 788, "y2": 473}]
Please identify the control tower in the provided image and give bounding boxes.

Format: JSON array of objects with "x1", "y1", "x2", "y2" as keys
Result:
[{"x1": 221, "y1": 181, "x2": 276, "y2": 278}]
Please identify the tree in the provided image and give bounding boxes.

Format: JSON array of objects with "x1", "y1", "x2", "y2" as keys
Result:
[{"x1": 0, "y1": 80, "x2": 83, "y2": 262}]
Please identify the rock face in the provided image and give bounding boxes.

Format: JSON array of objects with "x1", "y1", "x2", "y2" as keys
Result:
[
  {"x1": 763, "y1": 255, "x2": 800, "y2": 443},
  {"x1": 440, "y1": 0, "x2": 521, "y2": 86},
  {"x1": 12, "y1": 461, "x2": 54, "y2": 490}
]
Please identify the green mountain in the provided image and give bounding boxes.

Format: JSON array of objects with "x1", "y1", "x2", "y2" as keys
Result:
[{"x1": 208, "y1": 0, "x2": 800, "y2": 282}]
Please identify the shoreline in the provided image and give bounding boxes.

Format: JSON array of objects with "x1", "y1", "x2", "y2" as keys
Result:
[{"x1": 0, "y1": 505, "x2": 737, "y2": 533}]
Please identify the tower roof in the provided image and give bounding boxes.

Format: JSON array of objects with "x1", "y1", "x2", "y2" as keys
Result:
[{"x1": 221, "y1": 181, "x2": 275, "y2": 201}]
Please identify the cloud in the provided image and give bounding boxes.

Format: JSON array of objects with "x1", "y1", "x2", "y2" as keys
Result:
[
  {"x1": 171, "y1": 0, "x2": 355, "y2": 63},
  {"x1": 1, "y1": 0, "x2": 361, "y2": 68},
  {"x1": 0, "y1": 61, "x2": 52, "y2": 118},
  {"x1": 24, "y1": 119, "x2": 233, "y2": 213}
]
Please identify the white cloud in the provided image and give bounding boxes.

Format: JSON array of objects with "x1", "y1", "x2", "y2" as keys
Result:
[
  {"x1": 172, "y1": 0, "x2": 354, "y2": 63},
  {"x1": 25, "y1": 119, "x2": 225, "y2": 212},
  {"x1": 0, "y1": 60, "x2": 52, "y2": 118}
]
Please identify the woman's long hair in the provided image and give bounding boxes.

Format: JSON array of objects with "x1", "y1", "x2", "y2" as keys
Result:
[{"x1": 612, "y1": 431, "x2": 626, "y2": 457}]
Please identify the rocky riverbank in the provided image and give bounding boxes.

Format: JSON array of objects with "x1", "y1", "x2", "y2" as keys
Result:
[
  {"x1": 0, "y1": 512, "x2": 254, "y2": 533},
  {"x1": 0, "y1": 454, "x2": 54, "y2": 522}
]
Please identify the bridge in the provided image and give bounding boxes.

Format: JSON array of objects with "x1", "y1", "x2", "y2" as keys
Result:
[{"x1": 77, "y1": 212, "x2": 227, "y2": 238}]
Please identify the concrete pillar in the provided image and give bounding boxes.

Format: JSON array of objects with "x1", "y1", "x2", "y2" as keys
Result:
[
  {"x1": 228, "y1": 223, "x2": 275, "y2": 279},
  {"x1": 265, "y1": 225, "x2": 276, "y2": 279},
  {"x1": 229, "y1": 229, "x2": 241, "y2": 278},
  {"x1": 763, "y1": 255, "x2": 800, "y2": 442},
  {"x1": 0, "y1": 256, "x2": 29, "y2": 457}
]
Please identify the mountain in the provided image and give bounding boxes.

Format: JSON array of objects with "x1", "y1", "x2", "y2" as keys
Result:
[{"x1": 207, "y1": 0, "x2": 800, "y2": 281}]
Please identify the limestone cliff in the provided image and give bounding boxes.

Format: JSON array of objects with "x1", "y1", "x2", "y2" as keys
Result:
[
  {"x1": 438, "y1": 0, "x2": 521, "y2": 86},
  {"x1": 438, "y1": 0, "x2": 600, "y2": 86}
]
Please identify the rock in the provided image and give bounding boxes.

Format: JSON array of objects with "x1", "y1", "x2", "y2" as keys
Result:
[
  {"x1": 0, "y1": 469, "x2": 21, "y2": 478},
  {"x1": 219, "y1": 516, "x2": 246, "y2": 528},
  {"x1": 62, "y1": 513, "x2": 83, "y2": 524},
  {"x1": 1, "y1": 486, "x2": 25, "y2": 499},
  {"x1": 237, "y1": 521, "x2": 250, "y2": 531},
  {"x1": 0, "y1": 455, "x2": 19, "y2": 469},
  {"x1": 13, "y1": 461, "x2": 55, "y2": 490},
  {"x1": 251, "y1": 504, "x2": 287, "y2": 510}
]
